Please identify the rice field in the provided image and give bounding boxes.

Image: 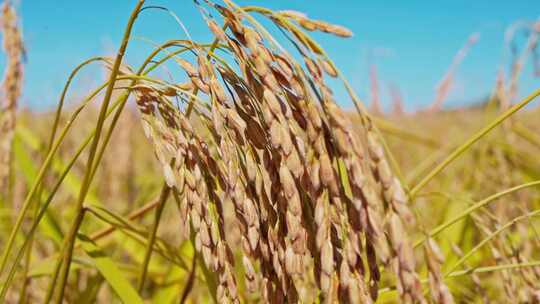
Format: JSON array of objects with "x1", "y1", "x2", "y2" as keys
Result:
[{"x1": 1, "y1": 1, "x2": 540, "y2": 303}]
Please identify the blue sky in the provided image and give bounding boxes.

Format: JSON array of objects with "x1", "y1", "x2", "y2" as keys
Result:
[{"x1": 2, "y1": 0, "x2": 539, "y2": 111}]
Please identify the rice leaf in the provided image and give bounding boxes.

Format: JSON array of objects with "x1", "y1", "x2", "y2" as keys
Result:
[{"x1": 77, "y1": 233, "x2": 143, "y2": 304}]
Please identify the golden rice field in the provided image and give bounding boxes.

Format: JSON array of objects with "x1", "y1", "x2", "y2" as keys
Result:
[{"x1": 1, "y1": 1, "x2": 540, "y2": 303}]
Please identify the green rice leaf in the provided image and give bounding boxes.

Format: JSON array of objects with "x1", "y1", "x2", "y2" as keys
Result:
[{"x1": 77, "y1": 233, "x2": 143, "y2": 304}]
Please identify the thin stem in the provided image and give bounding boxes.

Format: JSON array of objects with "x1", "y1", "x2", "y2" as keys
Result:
[
  {"x1": 53, "y1": 208, "x2": 86, "y2": 303},
  {"x1": 84, "y1": 204, "x2": 189, "y2": 270},
  {"x1": 88, "y1": 197, "x2": 161, "y2": 242},
  {"x1": 413, "y1": 180, "x2": 540, "y2": 248},
  {"x1": 1, "y1": 124, "x2": 92, "y2": 302},
  {"x1": 0, "y1": 81, "x2": 109, "y2": 281},
  {"x1": 372, "y1": 116, "x2": 440, "y2": 148},
  {"x1": 445, "y1": 209, "x2": 540, "y2": 275},
  {"x1": 52, "y1": 2, "x2": 145, "y2": 302},
  {"x1": 179, "y1": 253, "x2": 197, "y2": 304},
  {"x1": 50, "y1": 57, "x2": 108, "y2": 147},
  {"x1": 17, "y1": 58, "x2": 106, "y2": 302},
  {"x1": 18, "y1": 197, "x2": 38, "y2": 304},
  {"x1": 379, "y1": 260, "x2": 540, "y2": 294},
  {"x1": 137, "y1": 184, "x2": 171, "y2": 292},
  {"x1": 1, "y1": 95, "x2": 136, "y2": 301},
  {"x1": 446, "y1": 260, "x2": 540, "y2": 277},
  {"x1": 410, "y1": 88, "x2": 540, "y2": 197},
  {"x1": 512, "y1": 122, "x2": 540, "y2": 148}
]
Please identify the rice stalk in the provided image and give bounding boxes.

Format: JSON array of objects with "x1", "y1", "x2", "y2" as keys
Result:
[
  {"x1": 0, "y1": 0, "x2": 24, "y2": 204},
  {"x1": 3, "y1": 1, "x2": 540, "y2": 303}
]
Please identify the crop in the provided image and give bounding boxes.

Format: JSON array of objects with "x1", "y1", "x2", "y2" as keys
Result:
[{"x1": 1, "y1": 1, "x2": 540, "y2": 303}]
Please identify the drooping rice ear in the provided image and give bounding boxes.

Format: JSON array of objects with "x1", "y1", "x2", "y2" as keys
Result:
[
  {"x1": 424, "y1": 238, "x2": 455, "y2": 304},
  {"x1": 207, "y1": 18, "x2": 228, "y2": 42}
]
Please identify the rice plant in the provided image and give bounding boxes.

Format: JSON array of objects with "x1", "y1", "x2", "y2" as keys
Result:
[{"x1": 1, "y1": 1, "x2": 540, "y2": 303}]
